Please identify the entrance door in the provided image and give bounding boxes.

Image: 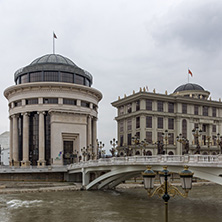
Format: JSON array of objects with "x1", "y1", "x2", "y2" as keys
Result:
[{"x1": 63, "y1": 141, "x2": 73, "y2": 165}]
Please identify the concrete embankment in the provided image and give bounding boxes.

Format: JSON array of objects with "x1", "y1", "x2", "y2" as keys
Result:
[
  {"x1": 0, "y1": 182, "x2": 82, "y2": 194},
  {"x1": 0, "y1": 181, "x2": 216, "y2": 194}
]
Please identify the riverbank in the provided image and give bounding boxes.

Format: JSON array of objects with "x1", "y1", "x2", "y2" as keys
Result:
[{"x1": 0, "y1": 180, "x2": 216, "y2": 194}]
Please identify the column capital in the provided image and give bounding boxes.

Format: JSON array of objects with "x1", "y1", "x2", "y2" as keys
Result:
[
  {"x1": 37, "y1": 111, "x2": 46, "y2": 115},
  {"x1": 22, "y1": 112, "x2": 30, "y2": 116}
]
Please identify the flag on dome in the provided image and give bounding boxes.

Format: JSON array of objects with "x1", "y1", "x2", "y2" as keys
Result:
[
  {"x1": 188, "y1": 69, "x2": 193, "y2": 77},
  {"x1": 53, "y1": 32, "x2": 57, "y2": 39}
]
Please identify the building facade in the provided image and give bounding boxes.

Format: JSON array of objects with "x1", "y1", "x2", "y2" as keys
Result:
[
  {"x1": 4, "y1": 54, "x2": 102, "y2": 167},
  {"x1": 112, "y1": 83, "x2": 222, "y2": 156},
  {"x1": 0, "y1": 131, "x2": 10, "y2": 165}
]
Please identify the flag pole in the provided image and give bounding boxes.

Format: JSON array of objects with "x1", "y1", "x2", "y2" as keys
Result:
[
  {"x1": 53, "y1": 32, "x2": 55, "y2": 54},
  {"x1": 188, "y1": 68, "x2": 189, "y2": 83}
]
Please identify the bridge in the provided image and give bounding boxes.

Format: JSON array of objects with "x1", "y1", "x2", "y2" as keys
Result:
[{"x1": 68, "y1": 155, "x2": 222, "y2": 190}]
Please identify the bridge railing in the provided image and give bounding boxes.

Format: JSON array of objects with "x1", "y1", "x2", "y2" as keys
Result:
[{"x1": 68, "y1": 155, "x2": 222, "y2": 170}]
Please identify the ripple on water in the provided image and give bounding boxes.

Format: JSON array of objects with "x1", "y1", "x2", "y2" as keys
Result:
[{"x1": 7, "y1": 199, "x2": 43, "y2": 209}]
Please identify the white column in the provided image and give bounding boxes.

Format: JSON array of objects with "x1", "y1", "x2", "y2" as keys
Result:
[
  {"x1": 21, "y1": 112, "x2": 30, "y2": 167},
  {"x1": 92, "y1": 117, "x2": 97, "y2": 159},
  {"x1": 12, "y1": 115, "x2": 19, "y2": 166},
  {"x1": 140, "y1": 115, "x2": 146, "y2": 141},
  {"x1": 87, "y1": 115, "x2": 92, "y2": 146},
  {"x1": 9, "y1": 116, "x2": 13, "y2": 166},
  {"x1": 38, "y1": 111, "x2": 46, "y2": 167}
]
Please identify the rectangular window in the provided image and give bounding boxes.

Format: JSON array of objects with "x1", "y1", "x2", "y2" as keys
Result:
[
  {"x1": 119, "y1": 106, "x2": 124, "y2": 115},
  {"x1": 136, "y1": 100, "x2": 140, "y2": 111},
  {"x1": 63, "y1": 98, "x2": 77, "y2": 105},
  {"x1": 75, "y1": 74, "x2": 84, "y2": 85},
  {"x1": 93, "y1": 104, "x2": 97, "y2": 111},
  {"x1": 212, "y1": 125, "x2": 216, "y2": 133},
  {"x1": 212, "y1": 107, "x2": 216, "y2": 117},
  {"x1": 194, "y1": 105, "x2": 199, "y2": 115},
  {"x1": 30, "y1": 72, "x2": 42, "y2": 82},
  {"x1": 136, "y1": 132, "x2": 140, "y2": 140},
  {"x1": 146, "y1": 100, "x2": 152, "y2": 110},
  {"x1": 168, "y1": 118, "x2": 174, "y2": 130},
  {"x1": 21, "y1": 74, "x2": 29, "y2": 83},
  {"x1": 43, "y1": 98, "x2": 58, "y2": 104},
  {"x1": 157, "y1": 132, "x2": 163, "y2": 142},
  {"x1": 26, "y1": 98, "x2": 38, "y2": 105},
  {"x1": 120, "y1": 135, "x2": 123, "y2": 147},
  {"x1": 146, "y1": 132, "x2": 152, "y2": 143},
  {"x1": 61, "y1": 72, "x2": 74, "y2": 83},
  {"x1": 81, "y1": 101, "x2": 90, "y2": 108},
  {"x1": 136, "y1": 117, "x2": 140, "y2": 128},
  {"x1": 168, "y1": 102, "x2": 174, "y2": 113},
  {"x1": 157, "y1": 101, "x2": 164, "y2": 112},
  {"x1": 44, "y1": 71, "x2": 59, "y2": 82},
  {"x1": 168, "y1": 133, "x2": 174, "y2": 145},
  {"x1": 182, "y1": 104, "x2": 187, "y2": 114},
  {"x1": 127, "y1": 133, "x2": 132, "y2": 145},
  {"x1": 119, "y1": 121, "x2": 124, "y2": 132},
  {"x1": 14, "y1": 100, "x2": 22, "y2": 107},
  {"x1": 203, "y1": 106, "x2": 208, "y2": 116},
  {"x1": 158, "y1": 117, "x2": 163, "y2": 129},
  {"x1": 146, "y1": 116, "x2": 152, "y2": 128},
  {"x1": 127, "y1": 119, "x2": 132, "y2": 131},
  {"x1": 127, "y1": 104, "x2": 132, "y2": 113}
]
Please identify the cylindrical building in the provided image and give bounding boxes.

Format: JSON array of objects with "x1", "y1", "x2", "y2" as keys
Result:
[{"x1": 4, "y1": 54, "x2": 102, "y2": 167}]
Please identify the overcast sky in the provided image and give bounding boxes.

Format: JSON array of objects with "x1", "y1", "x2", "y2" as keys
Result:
[{"x1": 1, "y1": 0, "x2": 222, "y2": 152}]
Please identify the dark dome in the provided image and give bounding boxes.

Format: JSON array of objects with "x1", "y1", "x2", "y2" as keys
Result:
[
  {"x1": 30, "y1": 54, "x2": 76, "y2": 66},
  {"x1": 173, "y1": 83, "x2": 204, "y2": 93},
  {"x1": 14, "y1": 54, "x2": 93, "y2": 87}
]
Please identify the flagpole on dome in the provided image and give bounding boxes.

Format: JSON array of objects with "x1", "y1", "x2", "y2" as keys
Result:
[{"x1": 53, "y1": 32, "x2": 57, "y2": 54}]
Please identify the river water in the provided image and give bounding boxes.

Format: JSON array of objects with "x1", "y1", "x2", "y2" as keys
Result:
[{"x1": 0, "y1": 184, "x2": 221, "y2": 222}]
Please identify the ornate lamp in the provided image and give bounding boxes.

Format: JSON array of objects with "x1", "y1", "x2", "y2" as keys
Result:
[
  {"x1": 142, "y1": 166, "x2": 156, "y2": 196},
  {"x1": 179, "y1": 166, "x2": 194, "y2": 191},
  {"x1": 159, "y1": 166, "x2": 170, "y2": 184}
]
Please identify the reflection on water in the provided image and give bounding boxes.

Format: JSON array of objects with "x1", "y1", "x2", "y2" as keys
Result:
[{"x1": 0, "y1": 184, "x2": 221, "y2": 222}]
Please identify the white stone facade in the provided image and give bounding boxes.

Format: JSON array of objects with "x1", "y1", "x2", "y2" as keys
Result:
[
  {"x1": 4, "y1": 54, "x2": 102, "y2": 167},
  {"x1": 112, "y1": 84, "x2": 222, "y2": 156}
]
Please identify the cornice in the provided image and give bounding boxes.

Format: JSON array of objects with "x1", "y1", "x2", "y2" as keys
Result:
[{"x1": 4, "y1": 82, "x2": 102, "y2": 101}]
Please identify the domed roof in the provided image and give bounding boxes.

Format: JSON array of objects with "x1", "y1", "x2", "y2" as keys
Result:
[
  {"x1": 173, "y1": 83, "x2": 205, "y2": 93},
  {"x1": 14, "y1": 53, "x2": 93, "y2": 86},
  {"x1": 30, "y1": 54, "x2": 76, "y2": 66}
]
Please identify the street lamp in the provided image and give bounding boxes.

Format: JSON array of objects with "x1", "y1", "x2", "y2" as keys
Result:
[
  {"x1": 97, "y1": 140, "x2": 105, "y2": 159},
  {"x1": 216, "y1": 133, "x2": 222, "y2": 154},
  {"x1": 140, "y1": 139, "x2": 149, "y2": 156},
  {"x1": 110, "y1": 138, "x2": 118, "y2": 157},
  {"x1": 192, "y1": 127, "x2": 202, "y2": 154},
  {"x1": 162, "y1": 130, "x2": 170, "y2": 155},
  {"x1": 81, "y1": 147, "x2": 89, "y2": 161},
  {"x1": 142, "y1": 166, "x2": 194, "y2": 222},
  {"x1": 206, "y1": 136, "x2": 212, "y2": 154},
  {"x1": 176, "y1": 134, "x2": 189, "y2": 155}
]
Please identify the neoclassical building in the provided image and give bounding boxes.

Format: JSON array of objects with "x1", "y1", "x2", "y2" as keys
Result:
[
  {"x1": 112, "y1": 83, "x2": 222, "y2": 156},
  {"x1": 4, "y1": 54, "x2": 102, "y2": 167}
]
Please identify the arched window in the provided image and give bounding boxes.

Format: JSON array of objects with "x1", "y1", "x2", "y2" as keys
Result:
[
  {"x1": 146, "y1": 150, "x2": 152, "y2": 156},
  {"x1": 135, "y1": 151, "x2": 140, "y2": 155},
  {"x1": 168, "y1": 151, "x2": 174, "y2": 155},
  {"x1": 182, "y1": 119, "x2": 187, "y2": 138}
]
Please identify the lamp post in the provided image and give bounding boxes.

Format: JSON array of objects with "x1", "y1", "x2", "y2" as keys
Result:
[
  {"x1": 142, "y1": 166, "x2": 194, "y2": 222},
  {"x1": 73, "y1": 149, "x2": 78, "y2": 163},
  {"x1": 110, "y1": 138, "x2": 118, "y2": 157},
  {"x1": 176, "y1": 134, "x2": 189, "y2": 155},
  {"x1": 216, "y1": 133, "x2": 222, "y2": 154},
  {"x1": 162, "y1": 130, "x2": 170, "y2": 155},
  {"x1": 132, "y1": 135, "x2": 142, "y2": 155},
  {"x1": 140, "y1": 139, "x2": 149, "y2": 156},
  {"x1": 206, "y1": 136, "x2": 212, "y2": 154},
  {"x1": 97, "y1": 140, "x2": 105, "y2": 159},
  {"x1": 81, "y1": 147, "x2": 89, "y2": 161},
  {"x1": 192, "y1": 127, "x2": 202, "y2": 154}
]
